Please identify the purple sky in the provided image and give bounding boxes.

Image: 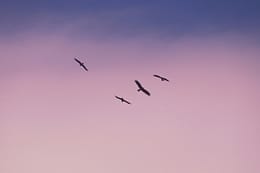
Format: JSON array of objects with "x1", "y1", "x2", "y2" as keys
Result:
[{"x1": 1, "y1": 1, "x2": 260, "y2": 173}]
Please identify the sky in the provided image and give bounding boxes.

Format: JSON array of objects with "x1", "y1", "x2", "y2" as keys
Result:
[{"x1": 0, "y1": 0, "x2": 260, "y2": 173}]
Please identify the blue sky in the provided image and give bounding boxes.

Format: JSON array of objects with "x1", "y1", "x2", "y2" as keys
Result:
[{"x1": 1, "y1": 0, "x2": 260, "y2": 38}]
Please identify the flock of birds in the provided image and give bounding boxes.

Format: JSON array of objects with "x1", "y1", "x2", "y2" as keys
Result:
[{"x1": 74, "y1": 58, "x2": 170, "y2": 105}]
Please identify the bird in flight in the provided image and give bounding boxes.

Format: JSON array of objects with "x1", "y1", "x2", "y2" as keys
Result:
[
  {"x1": 153, "y1": 74, "x2": 169, "y2": 82},
  {"x1": 115, "y1": 96, "x2": 131, "y2": 104},
  {"x1": 135, "y1": 80, "x2": 151, "y2": 96},
  {"x1": 74, "y1": 58, "x2": 88, "y2": 71}
]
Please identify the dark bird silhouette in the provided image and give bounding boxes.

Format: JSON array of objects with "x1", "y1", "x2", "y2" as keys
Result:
[
  {"x1": 153, "y1": 74, "x2": 169, "y2": 82},
  {"x1": 115, "y1": 96, "x2": 131, "y2": 104},
  {"x1": 135, "y1": 80, "x2": 151, "y2": 96},
  {"x1": 74, "y1": 58, "x2": 88, "y2": 71}
]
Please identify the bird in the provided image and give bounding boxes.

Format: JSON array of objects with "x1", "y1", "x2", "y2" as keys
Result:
[
  {"x1": 153, "y1": 74, "x2": 169, "y2": 82},
  {"x1": 115, "y1": 96, "x2": 131, "y2": 104},
  {"x1": 134, "y1": 80, "x2": 151, "y2": 96},
  {"x1": 74, "y1": 58, "x2": 88, "y2": 71}
]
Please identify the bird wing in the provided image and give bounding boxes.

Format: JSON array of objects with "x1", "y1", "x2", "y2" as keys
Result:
[
  {"x1": 123, "y1": 99, "x2": 131, "y2": 104},
  {"x1": 135, "y1": 80, "x2": 143, "y2": 89},
  {"x1": 141, "y1": 88, "x2": 151, "y2": 96},
  {"x1": 81, "y1": 64, "x2": 88, "y2": 71},
  {"x1": 154, "y1": 74, "x2": 169, "y2": 81},
  {"x1": 161, "y1": 77, "x2": 169, "y2": 81},
  {"x1": 74, "y1": 58, "x2": 82, "y2": 64},
  {"x1": 153, "y1": 74, "x2": 161, "y2": 79},
  {"x1": 115, "y1": 96, "x2": 121, "y2": 100}
]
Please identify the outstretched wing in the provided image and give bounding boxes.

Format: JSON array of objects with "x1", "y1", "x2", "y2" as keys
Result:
[
  {"x1": 141, "y1": 88, "x2": 151, "y2": 96},
  {"x1": 81, "y1": 64, "x2": 88, "y2": 71},
  {"x1": 153, "y1": 74, "x2": 169, "y2": 82},
  {"x1": 135, "y1": 80, "x2": 143, "y2": 89},
  {"x1": 115, "y1": 96, "x2": 131, "y2": 104},
  {"x1": 115, "y1": 96, "x2": 121, "y2": 100},
  {"x1": 123, "y1": 99, "x2": 131, "y2": 104},
  {"x1": 135, "y1": 80, "x2": 151, "y2": 96},
  {"x1": 153, "y1": 74, "x2": 161, "y2": 79},
  {"x1": 164, "y1": 78, "x2": 169, "y2": 82},
  {"x1": 74, "y1": 58, "x2": 82, "y2": 64}
]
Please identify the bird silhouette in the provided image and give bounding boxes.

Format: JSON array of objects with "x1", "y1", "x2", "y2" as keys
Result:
[
  {"x1": 115, "y1": 96, "x2": 131, "y2": 104},
  {"x1": 74, "y1": 58, "x2": 88, "y2": 71},
  {"x1": 135, "y1": 80, "x2": 151, "y2": 96},
  {"x1": 153, "y1": 74, "x2": 169, "y2": 82}
]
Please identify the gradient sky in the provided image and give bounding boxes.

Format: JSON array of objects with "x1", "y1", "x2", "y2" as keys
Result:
[{"x1": 1, "y1": 1, "x2": 260, "y2": 173}]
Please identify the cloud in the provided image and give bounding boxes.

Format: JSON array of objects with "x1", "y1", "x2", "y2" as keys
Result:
[{"x1": 1, "y1": 23, "x2": 260, "y2": 173}]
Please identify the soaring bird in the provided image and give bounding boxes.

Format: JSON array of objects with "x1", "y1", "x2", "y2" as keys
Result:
[
  {"x1": 74, "y1": 58, "x2": 88, "y2": 71},
  {"x1": 115, "y1": 96, "x2": 131, "y2": 104},
  {"x1": 135, "y1": 80, "x2": 151, "y2": 96},
  {"x1": 153, "y1": 74, "x2": 169, "y2": 82}
]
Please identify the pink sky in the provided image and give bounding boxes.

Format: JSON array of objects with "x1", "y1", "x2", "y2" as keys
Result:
[{"x1": 1, "y1": 32, "x2": 259, "y2": 173}]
